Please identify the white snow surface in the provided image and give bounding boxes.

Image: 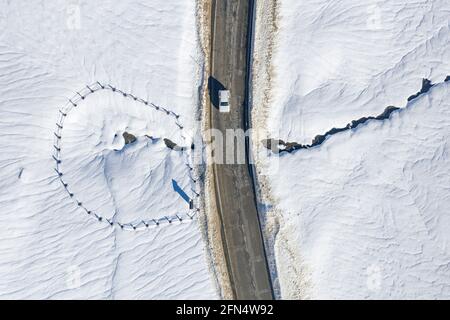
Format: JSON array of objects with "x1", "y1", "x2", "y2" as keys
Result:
[
  {"x1": 254, "y1": 0, "x2": 450, "y2": 298},
  {"x1": 61, "y1": 89, "x2": 190, "y2": 223},
  {"x1": 0, "y1": 0, "x2": 218, "y2": 299},
  {"x1": 268, "y1": 83, "x2": 450, "y2": 299},
  {"x1": 268, "y1": 0, "x2": 450, "y2": 144}
]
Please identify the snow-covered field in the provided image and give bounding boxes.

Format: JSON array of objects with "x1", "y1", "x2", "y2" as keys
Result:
[
  {"x1": 0, "y1": 0, "x2": 218, "y2": 299},
  {"x1": 252, "y1": 0, "x2": 450, "y2": 298}
]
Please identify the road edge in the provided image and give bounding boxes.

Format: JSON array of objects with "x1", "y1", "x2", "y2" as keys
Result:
[{"x1": 244, "y1": 0, "x2": 276, "y2": 300}]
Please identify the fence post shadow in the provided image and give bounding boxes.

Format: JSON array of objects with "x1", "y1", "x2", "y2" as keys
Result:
[{"x1": 172, "y1": 179, "x2": 190, "y2": 204}]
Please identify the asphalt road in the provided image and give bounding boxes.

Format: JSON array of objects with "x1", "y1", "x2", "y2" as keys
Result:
[{"x1": 208, "y1": 0, "x2": 273, "y2": 300}]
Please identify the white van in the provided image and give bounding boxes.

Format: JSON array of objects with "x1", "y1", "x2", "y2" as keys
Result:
[{"x1": 218, "y1": 90, "x2": 230, "y2": 113}]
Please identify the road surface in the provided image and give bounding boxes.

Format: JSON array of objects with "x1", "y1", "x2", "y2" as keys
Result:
[{"x1": 208, "y1": 0, "x2": 274, "y2": 300}]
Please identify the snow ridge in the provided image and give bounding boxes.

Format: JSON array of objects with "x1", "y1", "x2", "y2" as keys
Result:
[{"x1": 265, "y1": 77, "x2": 448, "y2": 154}]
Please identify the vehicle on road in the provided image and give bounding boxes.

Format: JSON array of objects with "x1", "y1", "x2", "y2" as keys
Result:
[{"x1": 219, "y1": 89, "x2": 230, "y2": 113}]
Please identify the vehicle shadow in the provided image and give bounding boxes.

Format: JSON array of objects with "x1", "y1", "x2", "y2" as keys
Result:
[{"x1": 208, "y1": 76, "x2": 226, "y2": 110}]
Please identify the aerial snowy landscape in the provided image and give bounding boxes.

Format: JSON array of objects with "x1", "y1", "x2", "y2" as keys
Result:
[
  {"x1": 0, "y1": 0, "x2": 218, "y2": 299},
  {"x1": 252, "y1": 0, "x2": 450, "y2": 299},
  {"x1": 1, "y1": 0, "x2": 449, "y2": 302}
]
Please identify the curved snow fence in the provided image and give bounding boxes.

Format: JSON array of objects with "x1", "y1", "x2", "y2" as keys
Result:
[{"x1": 52, "y1": 82, "x2": 200, "y2": 231}]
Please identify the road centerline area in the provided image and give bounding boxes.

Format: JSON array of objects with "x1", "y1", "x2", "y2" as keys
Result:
[{"x1": 208, "y1": 0, "x2": 273, "y2": 300}]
